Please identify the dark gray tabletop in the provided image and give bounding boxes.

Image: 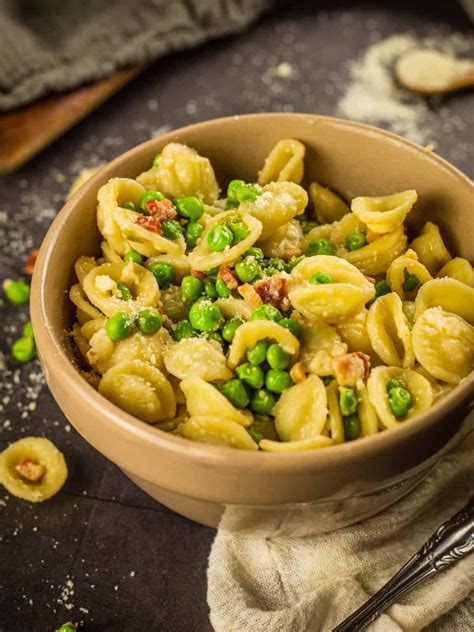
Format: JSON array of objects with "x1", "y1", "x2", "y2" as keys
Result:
[{"x1": 0, "y1": 2, "x2": 472, "y2": 631}]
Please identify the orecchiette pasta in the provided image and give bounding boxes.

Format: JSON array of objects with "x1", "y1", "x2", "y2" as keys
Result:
[
  {"x1": 68, "y1": 138, "x2": 472, "y2": 452},
  {"x1": 257, "y1": 138, "x2": 305, "y2": 185},
  {"x1": 351, "y1": 190, "x2": 417, "y2": 234},
  {"x1": 137, "y1": 142, "x2": 219, "y2": 202},
  {"x1": 367, "y1": 366, "x2": 433, "y2": 429},
  {"x1": 309, "y1": 181, "x2": 350, "y2": 224},
  {"x1": 367, "y1": 293, "x2": 414, "y2": 368},
  {"x1": 412, "y1": 308, "x2": 474, "y2": 384},
  {"x1": 414, "y1": 278, "x2": 474, "y2": 325},
  {"x1": 410, "y1": 221, "x2": 451, "y2": 274}
]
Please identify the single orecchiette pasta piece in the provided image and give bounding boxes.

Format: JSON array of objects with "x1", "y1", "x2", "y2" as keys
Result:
[
  {"x1": 412, "y1": 307, "x2": 474, "y2": 384},
  {"x1": 227, "y1": 320, "x2": 300, "y2": 369},
  {"x1": 357, "y1": 384, "x2": 379, "y2": 437},
  {"x1": 367, "y1": 293, "x2": 414, "y2": 368},
  {"x1": 181, "y1": 416, "x2": 258, "y2": 450},
  {"x1": 214, "y1": 297, "x2": 253, "y2": 321},
  {"x1": 159, "y1": 285, "x2": 191, "y2": 322},
  {"x1": 325, "y1": 380, "x2": 345, "y2": 443},
  {"x1": 110, "y1": 328, "x2": 171, "y2": 374},
  {"x1": 164, "y1": 338, "x2": 233, "y2": 382},
  {"x1": 341, "y1": 228, "x2": 408, "y2": 276},
  {"x1": 309, "y1": 181, "x2": 350, "y2": 224},
  {"x1": 298, "y1": 320, "x2": 347, "y2": 375},
  {"x1": 336, "y1": 309, "x2": 378, "y2": 363},
  {"x1": 137, "y1": 142, "x2": 219, "y2": 203},
  {"x1": 288, "y1": 255, "x2": 375, "y2": 323},
  {"x1": 437, "y1": 257, "x2": 473, "y2": 287},
  {"x1": 97, "y1": 178, "x2": 186, "y2": 258},
  {"x1": 386, "y1": 249, "x2": 432, "y2": 299},
  {"x1": 69, "y1": 284, "x2": 103, "y2": 324},
  {"x1": 188, "y1": 210, "x2": 262, "y2": 271},
  {"x1": 367, "y1": 366, "x2": 433, "y2": 429},
  {"x1": 241, "y1": 182, "x2": 307, "y2": 240},
  {"x1": 0, "y1": 437, "x2": 67, "y2": 503},
  {"x1": 414, "y1": 278, "x2": 474, "y2": 325},
  {"x1": 99, "y1": 360, "x2": 176, "y2": 424},
  {"x1": 410, "y1": 221, "x2": 451, "y2": 274},
  {"x1": 180, "y1": 376, "x2": 252, "y2": 427},
  {"x1": 272, "y1": 375, "x2": 328, "y2": 441},
  {"x1": 259, "y1": 220, "x2": 303, "y2": 260},
  {"x1": 258, "y1": 138, "x2": 305, "y2": 185},
  {"x1": 351, "y1": 190, "x2": 417, "y2": 234},
  {"x1": 260, "y1": 436, "x2": 334, "y2": 452},
  {"x1": 82, "y1": 261, "x2": 159, "y2": 317}
]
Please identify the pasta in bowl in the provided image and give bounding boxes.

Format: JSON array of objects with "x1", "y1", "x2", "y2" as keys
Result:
[{"x1": 31, "y1": 114, "x2": 474, "y2": 533}]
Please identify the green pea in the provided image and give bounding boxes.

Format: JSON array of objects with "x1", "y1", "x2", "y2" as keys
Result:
[
  {"x1": 121, "y1": 201, "x2": 136, "y2": 211},
  {"x1": 388, "y1": 386, "x2": 412, "y2": 418},
  {"x1": 386, "y1": 378, "x2": 406, "y2": 393},
  {"x1": 309, "y1": 272, "x2": 333, "y2": 285},
  {"x1": 266, "y1": 343, "x2": 290, "y2": 370},
  {"x1": 215, "y1": 278, "x2": 231, "y2": 298},
  {"x1": 375, "y1": 279, "x2": 391, "y2": 298},
  {"x1": 300, "y1": 220, "x2": 319, "y2": 235},
  {"x1": 305, "y1": 238, "x2": 335, "y2": 256},
  {"x1": 345, "y1": 231, "x2": 367, "y2": 251},
  {"x1": 250, "y1": 388, "x2": 276, "y2": 415},
  {"x1": 208, "y1": 331, "x2": 224, "y2": 345},
  {"x1": 222, "y1": 318, "x2": 243, "y2": 342},
  {"x1": 246, "y1": 340, "x2": 270, "y2": 365},
  {"x1": 11, "y1": 337, "x2": 36, "y2": 363},
  {"x1": 247, "y1": 426, "x2": 263, "y2": 444},
  {"x1": 148, "y1": 261, "x2": 175, "y2": 287},
  {"x1": 189, "y1": 299, "x2": 224, "y2": 332},
  {"x1": 162, "y1": 219, "x2": 184, "y2": 240},
  {"x1": 203, "y1": 278, "x2": 218, "y2": 299},
  {"x1": 343, "y1": 414, "x2": 361, "y2": 441},
  {"x1": 123, "y1": 249, "x2": 143, "y2": 264},
  {"x1": 235, "y1": 258, "x2": 260, "y2": 283},
  {"x1": 250, "y1": 305, "x2": 281, "y2": 322},
  {"x1": 22, "y1": 321, "x2": 34, "y2": 338},
  {"x1": 286, "y1": 255, "x2": 304, "y2": 271},
  {"x1": 152, "y1": 152, "x2": 161, "y2": 167},
  {"x1": 136, "y1": 308, "x2": 163, "y2": 335},
  {"x1": 221, "y1": 379, "x2": 250, "y2": 409},
  {"x1": 56, "y1": 624, "x2": 77, "y2": 632},
  {"x1": 235, "y1": 183, "x2": 262, "y2": 203},
  {"x1": 176, "y1": 196, "x2": 204, "y2": 221},
  {"x1": 229, "y1": 222, "x2": 250, "y2": 243},
  {"x1": 105, "y1": 312, "x2": 135, "y2": 341},
  {"x1": 116, "y1": 282, "x2": 132, "y2": 301},
  {"x1": 207, "y1": 224, "x2": 234, "y2": 252},
  {"x1": 338, "y1": 386, "x2": 358, "y2": 416},
  {"x1": 265, "y1": 369, "x2": 292, "y2": 393},
  {"x1": 278, "y1": 318, "x2": 302, "y2": 339},
  {"x1": 402, "y1": 267, "x2": 419, "y2": 292},
  {"x1": 139, "y1": 190, "x2": 164, "y2": 213},
  {"x1": 185, "y1": 222, "x2": 204, "y2": 248},
  {"x1": 173, "y1": 320, "x2": 195, "y2": 341},
  {"x1": 237, "y1": 362, "x2": 265, "y2": 389},
  {"x1": 266, "y1": 257, "x2": 286, "y2": 272},
  {"x1": 181, "y1": 275, "x2": 203, "y2": 301},
  {"x1": 245, "y1": 247, "x2": 264, "y2": 260},
  {"x1": 3, "y1": 279, "x2": 30, "y2": 305},
  {"x1": 226, "y1": 179, "x2": 245, "y2": 202}
]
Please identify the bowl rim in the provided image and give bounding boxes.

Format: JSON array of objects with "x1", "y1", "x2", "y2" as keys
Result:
[{"x1": 31, "y1": 112, "x2": 474, "y2": 472}]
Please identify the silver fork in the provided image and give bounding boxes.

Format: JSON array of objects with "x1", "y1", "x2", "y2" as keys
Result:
[{"x1": 333, "y1": 495, "x2": 474, "y2": 632}]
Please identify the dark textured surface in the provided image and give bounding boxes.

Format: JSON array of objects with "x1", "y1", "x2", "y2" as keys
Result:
[{"x1": 0, "y1": 2, "x2": 472, "y2": 631}]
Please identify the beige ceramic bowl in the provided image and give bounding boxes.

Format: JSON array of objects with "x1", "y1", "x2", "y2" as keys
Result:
[{"x1": 31, "y1": 114, "x2": 474, "y2": 536}]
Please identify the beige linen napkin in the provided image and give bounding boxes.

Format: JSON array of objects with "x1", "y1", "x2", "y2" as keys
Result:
[{"x1": 208, "y1": 440, "x2": 473, "y2": 632}]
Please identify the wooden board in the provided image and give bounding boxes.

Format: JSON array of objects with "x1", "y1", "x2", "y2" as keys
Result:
[{"x1": 0, "y1": 66, "x2": 143, "y2": 174}]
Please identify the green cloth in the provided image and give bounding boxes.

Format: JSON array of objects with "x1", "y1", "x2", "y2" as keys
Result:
[{"x1": 0, "y1": 0, "x2": 274, "y2": 111}]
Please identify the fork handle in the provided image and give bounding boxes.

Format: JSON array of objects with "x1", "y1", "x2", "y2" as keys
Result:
[{"x1": 333, "y1": 496, "x2": 474, "y2": 632}]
